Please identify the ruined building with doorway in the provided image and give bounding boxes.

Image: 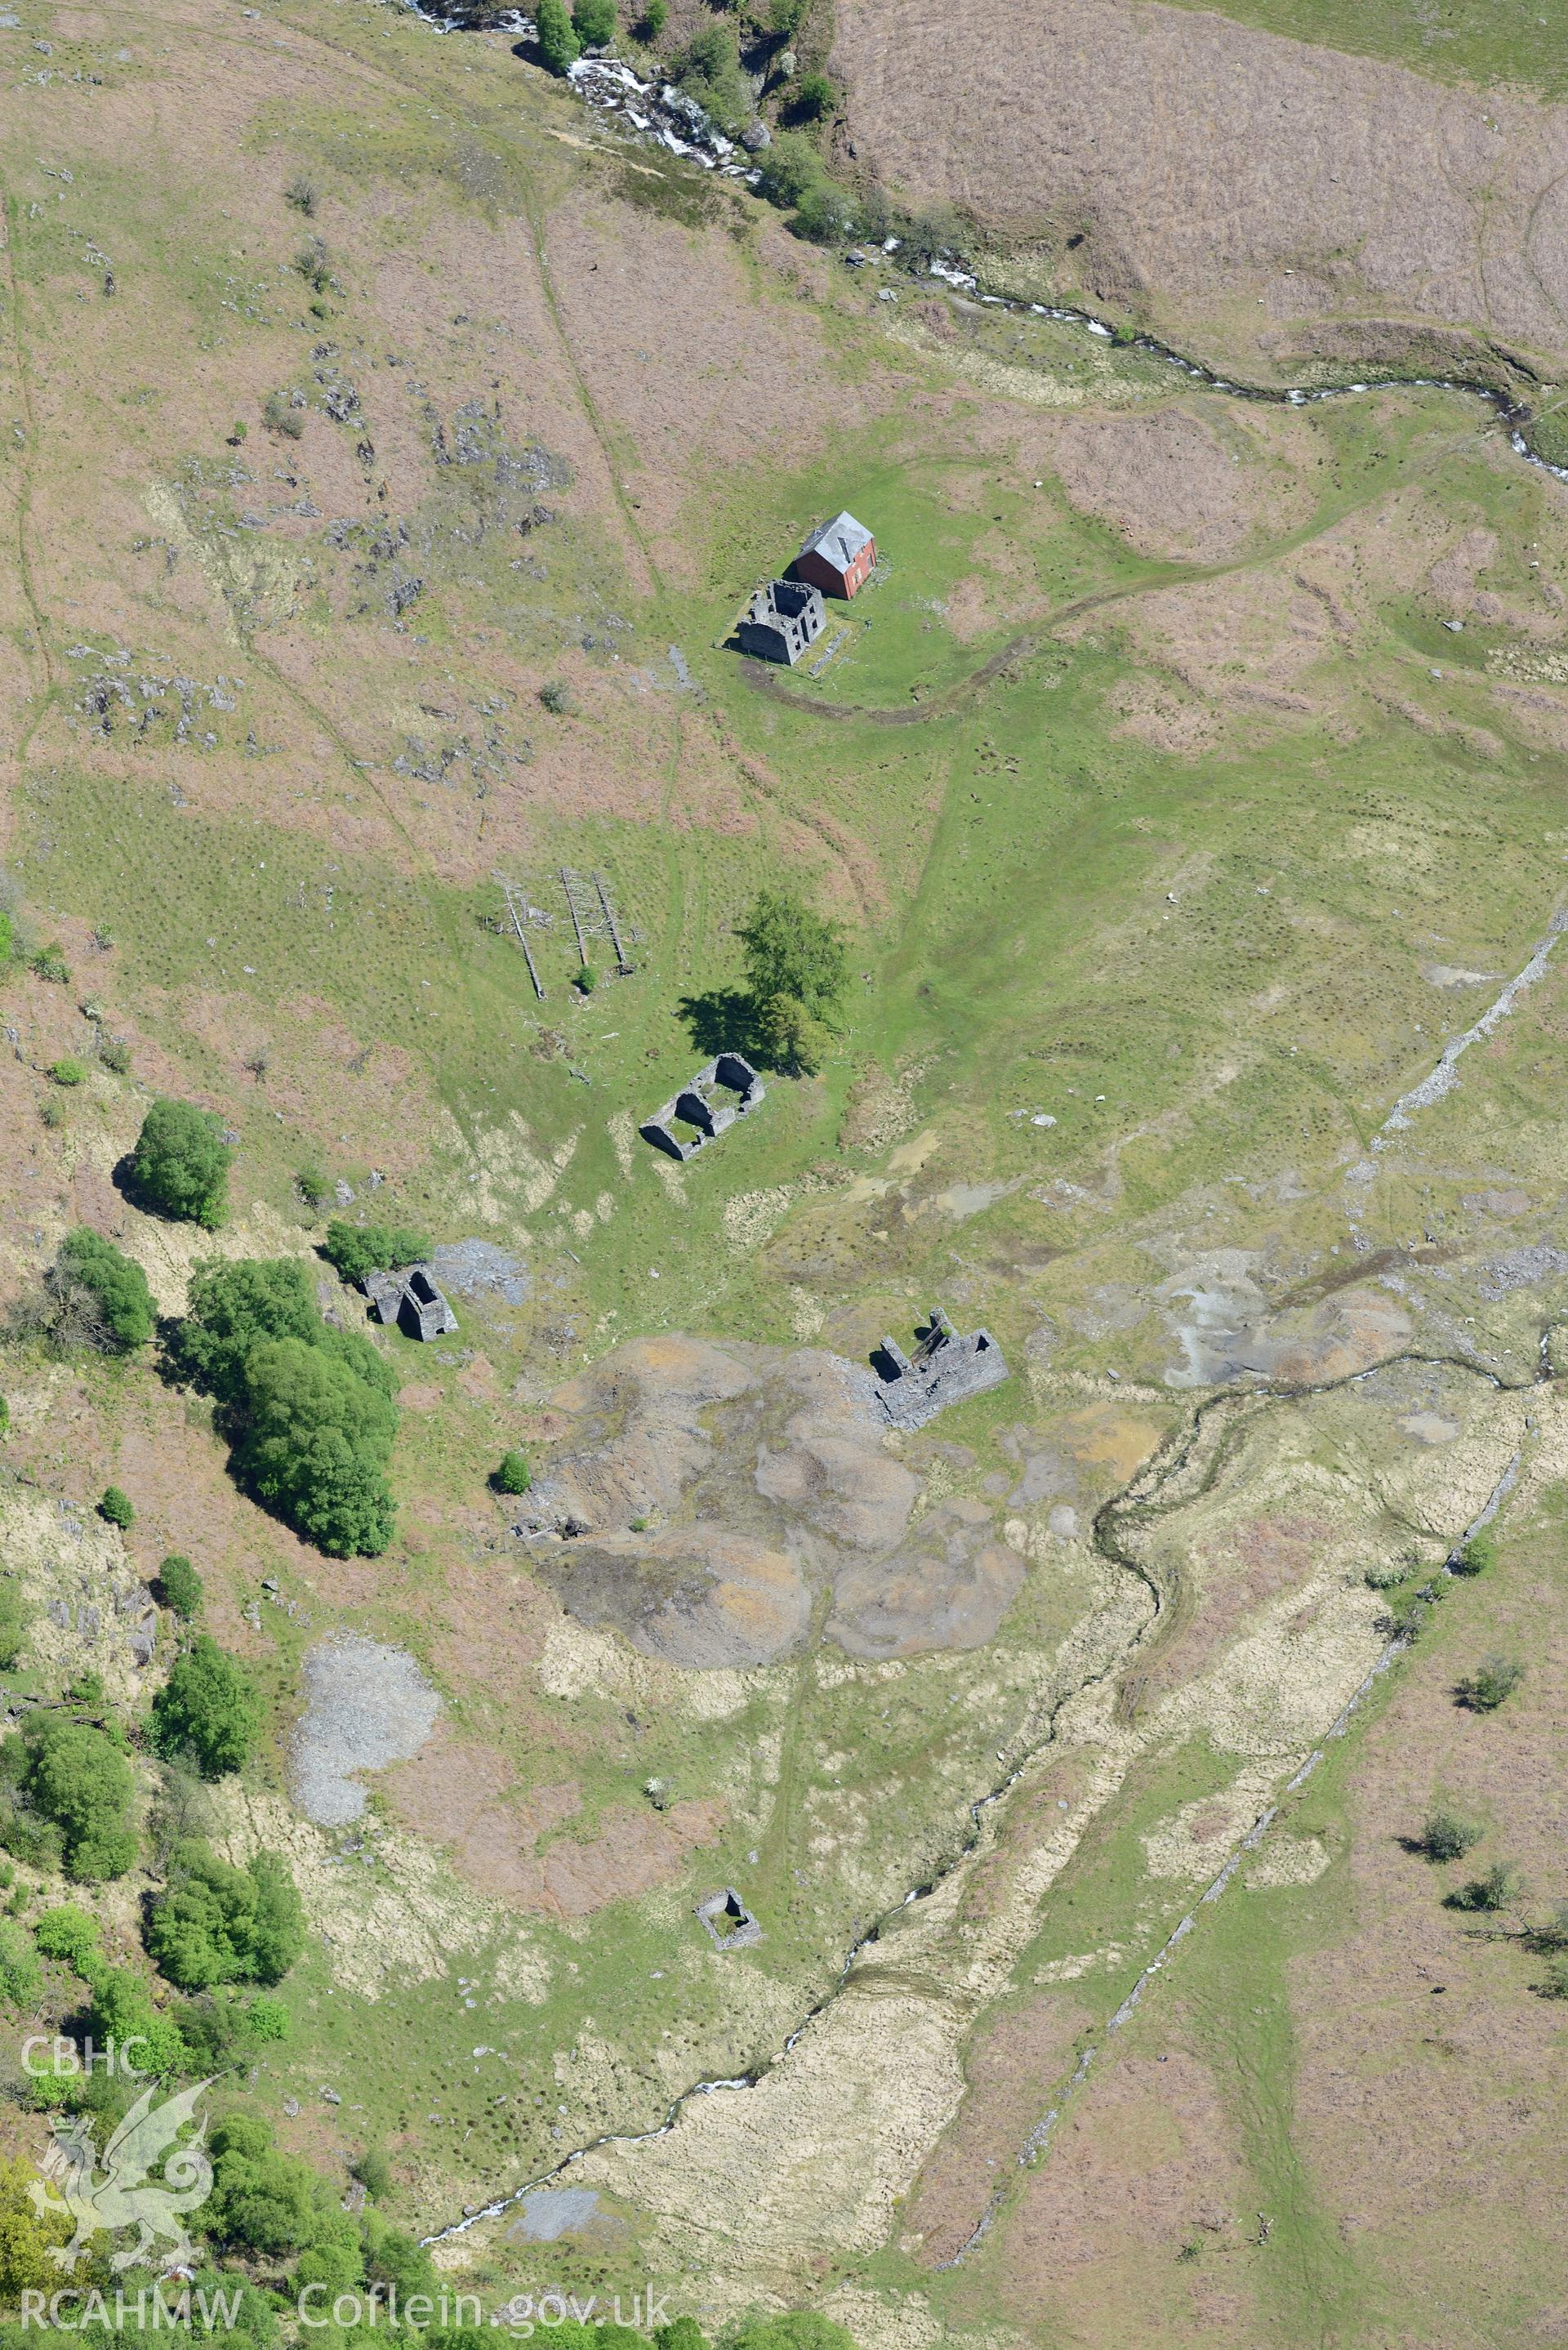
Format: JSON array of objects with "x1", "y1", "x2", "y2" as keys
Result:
[
  {"x1": 737, "y1": 577, "x2": 826, "y2": 666},
  {"x1": 641, "y1": 1052, "x2": 766, "y2": 1159},
  {"x1": 871, "y1": 1309, "x2": 1009, "y2": 1428}
]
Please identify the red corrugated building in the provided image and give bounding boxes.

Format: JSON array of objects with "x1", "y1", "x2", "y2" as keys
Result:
[{"x1": 794, "y1": 511, "x2": 875, "y2": 599}]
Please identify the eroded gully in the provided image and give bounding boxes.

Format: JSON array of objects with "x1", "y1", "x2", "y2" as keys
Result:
[{"x1": 425, "y1": 1325, "x2": 1553, "y2": 2250}]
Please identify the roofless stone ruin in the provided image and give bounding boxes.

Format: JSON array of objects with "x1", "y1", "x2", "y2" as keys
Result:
[
  {"x1": 871, "y1": 1309, "x2": 1010, "y2": 1428},
  {"x1": 640, "y1": 1051, "x2": 765, "y2": 1160}
]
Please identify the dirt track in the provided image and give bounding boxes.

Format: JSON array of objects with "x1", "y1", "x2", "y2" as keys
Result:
[{"x1": 832, "y1": 0, "x2": 1568, "y2": 375}]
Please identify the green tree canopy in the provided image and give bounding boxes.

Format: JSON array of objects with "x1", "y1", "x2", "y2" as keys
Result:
[
  {"x1": 790, "y1": 177, "x2": 858, "y2": 243},
  {"x1": 362, "y1": 2211, "x2": 437, "y2": 2299},
  {"x1": 753, "y1": 992, "x2": 832, "y2": 1076},
  {"x1": 158, "y1": 1554, "x2": 204, "y2": 1618},
  {"x1": 79, "y1": 1960, "x2": 189, "y2": 2075},
  {"x1": 1419, "y1": 1804, "x2": 1481, "y2": 1862},
  {"x1": 1454, "y1": 1529, "x2": 1496, "y2": 1576},
  {"x1": 33, "y1": 1903, "x2": 101, "y2": 1972},
  {"x1": 676, "y1": 20, "x2": 749, "y2": 129},
  {"x1": 654, "y1": 2321, "x2": 710, "y2": 2350},
  {"x1": 150, "y1": 1636, "x2": 264, "y2": 1779},
  {"x1": 736, "y1": 887, "x2": 849, "y2": 1021},
  {"x1": 145, "y1": 1841, "x2": 305, "y2": 1991},
  {"x1": 49, "y1": 1228, "x2": 154, "y2": 1352},
  {"x1": 127, "y1": 1099, "x2": 233, "y2": 1229},
  {"x1": 181, "y1": 2270, "x2": 278, "y2": 2350},
  {"x1": 350, "y1": 2147, "x2": 391, "y2": 2202},
  {"x1": 495, "y1": 1449, "x2": 532, "y2": 1496},
  {"x1": 170, "y1": 1258, "x2": 323, "y2": 1402},
  {"x1": 11, "y1": 1719, "x2": 137, "y2": 1881},
  {"x1": 0, "y1": 1921, "x2": 41, "y2": 2009},
  {"x1": 206, "y1": 2116, "x2": 323, "y2": 2257},
  {"x1": 242, "y1": 1991, "x2": 289, "y2": 2043},
  {"x1": 320, "y1": 1221, "x2": 432, "y2": 1288},
  {"x1": 791, "y1": 69, "x2": 835, "y2": 118},
  {"x1": 535, "y1": 0, "x2": 580, "y2": 70},
  {"x1": 755, "y1": 132, "x2": 826, "y2": 209},
  {"x1": 236, "y1": 1339, "x2": 398, "y2": 1557},
  {"x1": 292, "y1": 2204, "x2": 365, "y2": 2295},
  {"x1": 203, "y1": 2117, "x2": 385, "y2": 2297},
  {"x1": 169, "y1": 1259, "x2": 399, "y2": 1554},
  {"x1": 572, "y1": 0, "x2": 616, "y2": 41},
  {"x1": 0, "y1": 2155, "x2": 74, "y2": 2293},
  {"x1": 97, "y1": 1485, "x2": 135, "y2": 1530},
  {"x1": 176, "y1": 1255, "x2": 396, "y2": 1403},
  {"x1": 1457, "y1": 1654, "x2": 1526, "y2": 1712}
]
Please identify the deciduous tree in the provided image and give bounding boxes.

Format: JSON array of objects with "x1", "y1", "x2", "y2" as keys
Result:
[{"x1": 128, "y1": 1098, "x2": 233, "y2": 1228}]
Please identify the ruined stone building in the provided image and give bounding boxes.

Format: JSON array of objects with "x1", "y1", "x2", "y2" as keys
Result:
[
  {"x1": 641, "y1": 1052, "x2": 765, "y2": 1159},
  {"x1": 737, "y1": 577, "x2": 826, "y2": 666},
  {"x1": 872, "y1": 1309, "x2": 1009, "y2": 1428},
  {"x1": 363, "y1": 1263, "x2": 459, "y2": 1341},
  {"x1": 696, "y1": 1887, "x2": 762, "y2": 1949}
]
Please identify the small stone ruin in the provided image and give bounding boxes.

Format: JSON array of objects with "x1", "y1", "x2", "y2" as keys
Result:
[
  {"x1": 363, "y1": 1264, "x2": 458, "y2": 1341},
  {"x1": 736, "y1": 577, "x2": 826, "y2": 667},
  {"x1": 695, "y1": 1886, "x2": 762, "y2": 1950},
  {"x1": 641, "y1": 1052, "x2": 765, "y2": 1160},
  {"x1": 871, "y1": 1309, "x2": 1009, "y2": 1429}
]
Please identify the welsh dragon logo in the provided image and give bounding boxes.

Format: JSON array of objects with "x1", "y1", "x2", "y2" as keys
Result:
[{"x1": 28, "y1": 2077, "x2": 216, "y2": 2272}]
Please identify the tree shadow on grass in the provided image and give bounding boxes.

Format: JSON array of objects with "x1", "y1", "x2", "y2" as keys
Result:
[
  {"x1": 109, "y1": 1153, "x2": 145, "y2": 1215},
  {"x1": 676, "y1": 988, "x2": 756, "y2": 1058}
]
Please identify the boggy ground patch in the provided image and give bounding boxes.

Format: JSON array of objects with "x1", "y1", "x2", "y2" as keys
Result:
[
  {"x1": 1033, "y1": 404, "x2": 1312, "y2": 565},
  {"x1": 523, "y1": 1335, "x2": 1026, "y2": 1665},
  {"x1": 1122, "y1": 1362, "x2": 1526, "y2": 1726},
  {"x1": 386, "y1": 1724, "x2": 725, "y2": 1912}
]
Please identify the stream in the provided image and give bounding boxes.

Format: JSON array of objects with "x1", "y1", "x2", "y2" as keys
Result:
[
  {"x1": 424, "y1": 1329, "x2": 1552, "y2": 2252},
  {"x1": 406, "y1": 0, "x2": 1568, "y2": 489},
  {"x1": 389, "y1": 0, "x2": 1568, "y2": 2259}
]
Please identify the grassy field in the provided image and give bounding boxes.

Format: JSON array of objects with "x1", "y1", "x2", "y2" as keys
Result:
[
  {"x1": 1154, "y1": 0, "x2": 1568, "y2": 96},
  {"x1": 900, "y1": 1412, "x2": 1568, "y2": 2348}
]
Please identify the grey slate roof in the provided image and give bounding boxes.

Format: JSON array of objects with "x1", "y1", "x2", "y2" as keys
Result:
[{"x1": 800, "y1": 510, "x2": 873, "y2": 569}]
